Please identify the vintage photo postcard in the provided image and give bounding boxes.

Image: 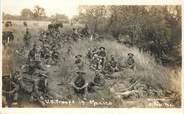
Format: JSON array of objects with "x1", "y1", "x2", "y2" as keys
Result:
[{"x1": 0, "y1": 0, "x2": 183, "y2": 114}]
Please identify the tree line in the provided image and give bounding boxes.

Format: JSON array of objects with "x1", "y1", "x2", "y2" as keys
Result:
[
  {"x1": 76, "y1": 5, "x2": 181, "y2": 66},
  {"x1": 3, "y1": 5, "x2": 69, "y2": 22}
]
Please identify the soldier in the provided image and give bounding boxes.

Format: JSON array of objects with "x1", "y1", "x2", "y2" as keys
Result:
[
  {"x1": 30, "y1": 80, "x2": 47, "y2": 107},
  {"x1": 86, "y1": 48, "x2": 93, "y2": 59},
  {"x1": 91, "y1": 47, "x2": 98, "y2": 57},
  {"x1": 3, "y1": 21, "x2": 14, "y2": 46},
  {"x1": 87, "y1": 72, "x2": 105, "y2": 93},
  {"x1": 71, "y1": 28, "x2": 79, "y2": 41},
  {"x1": 23, "y1": 28, "x2": 32, "y2": 48},
  {"x1": 81, "y1": 24, "x2": 89, "y2": 37},
  {"x1": 37, "y1": 73, "x2": 48, "y2": 94},
  {"x1": 127, "y1": 53, "x2": 135, "y2": 70},
  {"x1": 97, "y1": 47, "x2": 106, "y2": 68},
  {"x1": 51, "y1": 47, "x2": 60, "y2": 65},
  {"x1": 23, "y1": 21, "x2": 28, "y2": 27},
  {"x1": 2, "y1": 75, "x2": 19, "y2": 107},
  {"x1": 72, "y1": 71, "x2": 87, "y2": 97},
  {"x1": 74, "y1": 54, "x2": 84, "y2": 70},
  {"x1": 90, "y1": 54, "x2": 100, "y2": 70},
  {"x1": 109, "y1": 55, "x2": 119, "y2": 72},
  {"x1": 67, "y1": 46, "x2": 72, "y2": 56},
  {"x1": 28, "y1": 44, "x2": 37, "y2": 62}
]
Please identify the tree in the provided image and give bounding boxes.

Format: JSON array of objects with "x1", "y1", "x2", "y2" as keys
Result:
[
  {"x1": 78, "y1": 6, "x2": 107, "y2": 34},
  {"x1": 33, "y1": 5, "x2": 46, "y2": 19},
  {"x1": 21, "y1": 8, "x2": 33, "y2": 19}
]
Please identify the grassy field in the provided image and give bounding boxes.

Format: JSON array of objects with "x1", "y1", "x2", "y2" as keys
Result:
[{"x1": 2, "y1": 20, "x2": 181, "y2": 108}]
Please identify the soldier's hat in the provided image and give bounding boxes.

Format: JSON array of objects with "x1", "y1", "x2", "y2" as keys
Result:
[
  {"x1": 76, "y1": 71, "x2": 86, "y2": 75},
  {"x1": 128, "y1": 53, "x2": 134, "y2": 57},
  {"x1": 39, "y1": 73, "x2": 48, "y2": 78},
  {"x1": 2, "y1": 75, "x2": 10, "y2": 79},
  {"x1": 75, "y1": 54, "x2": 82, "y2": 58},
  {"x1": 99, "y1": 46, "x2": 105, "y2": 50}
]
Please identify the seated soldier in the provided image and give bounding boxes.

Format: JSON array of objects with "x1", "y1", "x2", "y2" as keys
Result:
[
  {"x1": 86, "y1": 48, "x2": 93, "y2": 59},
  {"x1": 109, "y1": 55, "x2": 119, "y2": 72},
  {"x1": 127, "y1": 53, "x2": 135, "y2": 70},
  {"x1": 72, "y1": 71, "x2": 87, "y2": 97},
  {"x1": 67, "y1": 46, "x2": 72, "y2": 56},
  {"x1": 87, "y1": 72, "x2": 105, "y2": 93},
  {"x1": 74, "y1": 54, "x2": 84, "y2": 70},
  {"x1": 28, "y1": 44, "x2": 37, "y2": 62},
  {"x1": 97, "y1": 47, "x2": 106, "y2": 67},
  {"x1": 51, "y1": 47, "x2": 60, "y2": 64},
  {"x1": 40, "y1": 45, "x2": 50, "y2": 59},
  {"x1": 90, "y1": 54, "x2": 100, "y2": 70},
  {"x1": 37, "y1": 73, "x2": 48, "y2": 94},
  {"x1": 104, "y1": 62, "x2": 114, "y2": 74},
  {"x1": 71, "y1": 28, "x2": 79, "y2": 41},
  {"x1": 91, "y1": 47, "x2": 98, "y2": 57}
]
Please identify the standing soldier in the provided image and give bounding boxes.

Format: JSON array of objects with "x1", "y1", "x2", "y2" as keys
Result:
[
  {"x1": 126, "y1": 53, "x2": 135, "y2": 70},
  {"x1": 24, "y1": 28, "x2": 32, "y2": 48}
]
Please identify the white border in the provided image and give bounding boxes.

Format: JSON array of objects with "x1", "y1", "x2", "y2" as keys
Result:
[{"x1": 0, "y1": 0, "x2": 183, "y2": 114}]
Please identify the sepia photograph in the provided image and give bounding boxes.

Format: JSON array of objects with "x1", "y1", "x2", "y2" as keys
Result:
[{"x1": 1, "y1": 0, "x2": 182, "y2": 108}]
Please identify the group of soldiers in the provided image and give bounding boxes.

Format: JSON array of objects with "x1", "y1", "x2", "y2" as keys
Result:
[
  {"x1": 3, "y1": 20, "x2": 136, "y2": 106},
  {"x1": 2, "y1": 69, "x2": 48, "y2": 107},
  {"x1": 87, "y1": 46, "x2": 135, "y2": 73},
  {"x1": 72, "y1": 46, "x2": 136, "y2": 98}
]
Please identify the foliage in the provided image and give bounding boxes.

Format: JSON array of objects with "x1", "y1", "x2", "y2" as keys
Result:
[{"x1": 78, "y1": 5, "x2": 181, "y2": 66}]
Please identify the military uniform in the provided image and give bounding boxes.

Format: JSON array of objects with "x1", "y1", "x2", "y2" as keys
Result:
[
  {"x1": 24, "y1": 28, "x2": 31, "y2": 48},
  {"x1": 37, "y1": 74, "x2": 48, "y2": 94},
  {"x1": 28, "y1": 44, "x2": 37, "y2": 62},
  {"x1": 109, "y1": 55, "x2": 119, "y2": 72},
  {"x1": 97, "y1": 47, "x2": 106, "y2": 69},
  {"x1": 127, "y1": 53, "x2": 135, "y2": 70},
  {"x1": 72, "y1": 71, "x2": 87, "y2": 97},
  {"x1": 87, "y1": 72, "x2": 105, "y2": 93},
  {"x1": 74, "y1": 55, "x2": 84, "y2": 70}
]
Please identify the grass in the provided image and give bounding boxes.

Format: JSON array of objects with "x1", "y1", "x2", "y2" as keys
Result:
[{"x1": 2, "y1": 20, "x2": 181, "y2": 107}]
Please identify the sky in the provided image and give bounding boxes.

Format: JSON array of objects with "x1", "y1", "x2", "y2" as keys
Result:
[
  {"x1": 2, "y1": 0, "x2": 181, "y2": 18},
  {"x1": 2, "y1": 0, "x2": 79, "y2": 18}
]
